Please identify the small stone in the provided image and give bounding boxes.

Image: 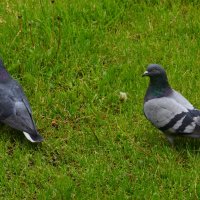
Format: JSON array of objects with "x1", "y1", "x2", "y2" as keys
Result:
[{"x1": 119, "y1": 92, "x2": 128, "y2": 102}]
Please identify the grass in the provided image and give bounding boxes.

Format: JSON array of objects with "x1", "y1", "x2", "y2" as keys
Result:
[{"x1": 1, "y1": 0, "x2": 200, "y2": 199}]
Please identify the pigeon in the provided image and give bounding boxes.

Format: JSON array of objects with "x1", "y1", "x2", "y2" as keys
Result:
[
  {"x1": 143, "y1": 64, "x2": 200, "y2": 145},
  {"x1": 0, "y1": 59, "x2": 43, "y2": 143}
]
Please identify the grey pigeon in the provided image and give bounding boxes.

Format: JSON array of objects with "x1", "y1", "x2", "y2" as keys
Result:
[
  {"x1": 143, "y1": 64, "x2": 200, "y2": 145},
  {"x1": 0, "y1": 59, "x2": 43, "y2": 142}
]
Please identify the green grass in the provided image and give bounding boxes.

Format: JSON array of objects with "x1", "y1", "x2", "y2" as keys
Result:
[{"x1": 1, "y1": 0, "x2": 200, "y2": 199}]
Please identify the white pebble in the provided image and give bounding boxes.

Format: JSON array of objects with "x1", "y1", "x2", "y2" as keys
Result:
[{"x1": 119, "y1": 92, "x2": 128, "y2": 101}]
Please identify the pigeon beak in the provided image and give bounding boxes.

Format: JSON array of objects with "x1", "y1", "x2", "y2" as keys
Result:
[{"x1": 142, "y1": 71, "x2": 149, "y2": 77}]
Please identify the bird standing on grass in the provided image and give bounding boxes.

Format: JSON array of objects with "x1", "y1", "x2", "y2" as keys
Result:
[
  {"x1": 143, "y1": 64, "x2": 200, "y2": 145},
  {"x1": 0, "y1": 59, "x2": 43, "y2": 142}
]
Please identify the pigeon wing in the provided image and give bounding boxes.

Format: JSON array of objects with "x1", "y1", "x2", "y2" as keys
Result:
[
  {"x1": 3, "y1": 100, "x2": 36, "y2": 134},
  {"x1": 1, "y1": 80, "x2": 37, "y2": 134},
  {"x1": 144, "y1": 97, "x2": 197, "y2": 134},
  {"x1": 0, "y1": 96, "x2": 15, "y2": 121},
  {"x1": 170, "y1": 90, "x2": 194, "y2": 109},
  {"x1": 11, "y1": 80, "x2": 32, "y2": 114}
]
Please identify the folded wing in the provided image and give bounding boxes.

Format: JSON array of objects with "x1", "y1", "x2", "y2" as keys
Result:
[{"x1": 144, "y1": 97, "x2": 198, "y2": 135}]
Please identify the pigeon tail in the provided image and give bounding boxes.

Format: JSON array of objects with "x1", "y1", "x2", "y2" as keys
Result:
[{"x1": 23, "y1": 131, "x2": 44, "y2": 143}]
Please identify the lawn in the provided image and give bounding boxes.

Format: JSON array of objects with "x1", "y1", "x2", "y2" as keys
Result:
[{"x1": 1, "y1": 0, "x2": 200, "y2": 199}]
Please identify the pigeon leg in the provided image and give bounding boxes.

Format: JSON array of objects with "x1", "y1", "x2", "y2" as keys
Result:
[{"x1": 166, "y1": 135, "x2": 175, "y2": 146}]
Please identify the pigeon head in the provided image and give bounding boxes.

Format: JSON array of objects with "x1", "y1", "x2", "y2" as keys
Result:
[
  {"x1": 0, "y1": 59, "x2": 11, "y2": 81},
  {"x1": 142, "y1": 64, "x2": 169, "y2": 86},
  {"x1": 143, "y1": 64, "x2": 166, "y2": 77},
  {"x1": 143, "y1": 64, "x2": 172, "y2": 100}
]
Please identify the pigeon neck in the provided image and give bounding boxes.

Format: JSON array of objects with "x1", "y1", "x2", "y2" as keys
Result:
[
  {"x1": 145, "y1": 76, "x2": 172, "y2": 101},
  {"x1": 150, "y1": 75, "x2": 170, "y2": 88}
]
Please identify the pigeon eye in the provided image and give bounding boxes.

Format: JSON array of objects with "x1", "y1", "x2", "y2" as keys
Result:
[{"x1": 151, "y1": 69, "x2": 157, "y2": 73}]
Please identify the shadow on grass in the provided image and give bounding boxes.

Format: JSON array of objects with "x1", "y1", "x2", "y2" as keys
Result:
[
  {"x1": 0, "y1": 123, "x2": 43, "y2": 150},
  {"x1": 173, "y1": 137, "x2": 200, "y2": 152},
  {"x1": 145, "y1": 132, "x2": 200, "y2": 156}
]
